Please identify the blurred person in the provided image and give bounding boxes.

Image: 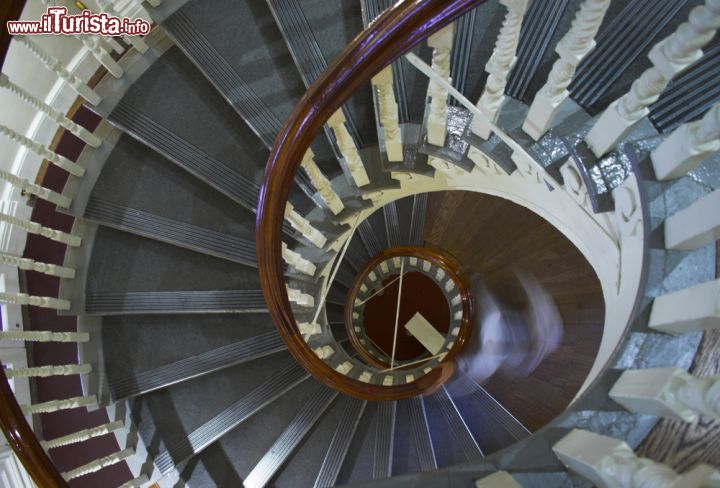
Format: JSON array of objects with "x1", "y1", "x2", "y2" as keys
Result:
[{"x1": 454, "y1": 272, "x2": 563, "y2": 384}]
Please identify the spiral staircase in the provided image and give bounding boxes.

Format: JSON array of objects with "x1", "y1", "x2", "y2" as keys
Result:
[{"x1": 0, "y1": 0, "x2": 719, "y2": 486}]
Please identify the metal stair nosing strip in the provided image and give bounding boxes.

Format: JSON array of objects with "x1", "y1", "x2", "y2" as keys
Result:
[
  {"x1": 383, "y1": 202, "x2": 402, "y2": 248},
  {"x1": 432, "y1": 386, "x2": 484, "y2": 462},
  {"x1": 108, "y1": 102, "x2": 260, "y2": 212},
  {"x1": 154, "y1": 362, "x2": 310, "y2": 474},
  {"x1": 314, "y1": 396, "x2": 367, "y2": 488},
  {"x1": 266, "y1": 0, "x2": 364, "y2": 146},
  {"x1": 108, "y1": 331, "x2": 286, "y2": 401},
  {"x1": 85, "y1": 290, "x2": 267, "y2": 315},
  {"x1": 358, "y1": 220, "x2": 384, "y2": 258},
  {"x1": 159, "y1": 12, "x2": 323, "y2": 201},
  {"x1": 447, "y1": 375, "x2": 531, "y2": 442},
  {"x1": 409, "y1": 192, "x2": 428, "y2": 247},
  {"x1": 406, "y1": 396, "x2": 437, "y2": 472},
  {"x1": 649, "y1": 45, "x2": 720, "y2": 133},
  {"x1": 244, "y1": 383, "x2": 339, "y2": 488},
  {"x1": 450, "y1": 8, "x2": 476, "y2": 106},
  {"x1": 372, "y1": 401, "x2": 396, "y2": 480},
  {"x1": 570, "y1": 0, "x2": 688, "y2": 108},
  {"x1": 505, "y1": 0, "x2": 570, "y2": 100},
  {"x1": 163, "y1": 10, "x2": 282, "y2": 148},
  {"x1": 84, "y1": 199, "x2": 257, "y2": 266}
]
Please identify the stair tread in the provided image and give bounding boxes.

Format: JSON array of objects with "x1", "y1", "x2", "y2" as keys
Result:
[{"x1": 108, "y1": 47, "x2": 267, "y2": 207}]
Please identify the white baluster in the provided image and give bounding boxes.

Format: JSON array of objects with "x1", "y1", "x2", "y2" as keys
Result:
[
  {"x1": 0, "y1": 330, "x2": 89, "y2": 342},
  {"x1": 335, "y1": 362, "x2": 353, "y2": 375},
  {"x1": 0, "y1": 74, "x2": 101, "y2": 148},
  {"x1": 120, "y1": 475, "x2": 150, "y2": 488},
  {"x1": 664, "y1": 188, "x2": 720, "y2": 251},
  {"x1": 0, "y1": 168, "x2": 72, "y2": 208},
  {"x1": 96, "y1": 0, "x2": 149, "y2": 53},
  {"x1": 0, "y1": 124, "x2": 85, "y2": 177},
  {"x1": 473, "y1": 0, "x2": 532, "y2": 139},
  {"x1": 42, "y1": 420, "x2": 124, "y2": 450},
  {"x1": 15, "y1": 36, "x2": 101, "y2": 106},
  {"x1": 313, "y1": 345, "x2": 334, "y2": 360},
  {"x1": 0, "y1": 292, "x2": 70, "y2": 311},
  {"x1": 328, "y1": 111, "x2": 370, "y2": 187},
  {"x1": 301, "y1": 149, "x2": 344, "y2": 214},
  {"x1": 586, "y1": 0, "x2": 720, "y2": 157},
  {"x1": 372, "y1": 66, "x2": 403, "y2": 161},
  {"x1": 21, "y1": 394, "x2": 97, "y2": 415},
  {"x1": 281, "y1": 242, "x2": 316, "y2": 276},
  {"x1": 297, "y1": 322, "x2": 321, "y2": 336},
  {"x1": 426, "y1": 23, "x2": 455, "y2": 146},
  {"x1": 62, "y1": 448, "x2": 134, "y2": 481},
  {"x1": 0, "y1": 252, "x2": 75, "y2": 279},
  {"x1": 475, "y1": 471, "x2": 522, "y2": 488},
  {"x1": 652, "y1": 104, "x2": 720, "y2": 180},
  {"x1": 78, "y1": 35, "x2": 124, "y2": 78},
  {"x1": 523, "y1": 0, "x2": 611, "y2": 140},
  {"x1": 287, "y1": 286, "x2": 315, "y2": 308},
  {"x1": 553, "y1": 429, "x2": 719, "y2": 488},
  {"x1": 649, "y1": 279, "x2": 719, "y2": 334},
  {"x1": 5, "y1": 363, "x2": 91, "y2": 379},
  {"x1": 0, "y1": 212, "x2": 82, "y2": 246},
  {"x1": 610, "y1": 368, "x2": 720, "y2": 422},
  {"x1": 284, "y1": 203, "x2": 327, "y2": 248}
]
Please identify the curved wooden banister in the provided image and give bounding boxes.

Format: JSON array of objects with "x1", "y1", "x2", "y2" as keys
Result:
[
  {"x1": 257, "y1": 0, "x2": 488, "y2": 400},
  {"x1": 1, "y1": 2, "x2": 71, "y2": 487}
]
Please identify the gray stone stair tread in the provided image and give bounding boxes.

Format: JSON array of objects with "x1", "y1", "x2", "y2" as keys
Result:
[
  {"x1": 272, "y1": 393, "x2": 351, "y2": 488},
  {"x1": 102, "y1": 313, "x2": 277, "y2": 384},
  {"x1": 106, "y1": 327, "x2": 284, "y2": 401},
  {"x1": 85, "y1": 199, "x2": 256, "y2": 266},
  {"x1": 165, "y1": 0, "x2": 303, "y2": 143},
  {"x1": 86, "y1": 227, "x2": 261, "y2": 294},
  {"x1": 336, "y1": 402, "x2": 379, "y2": 485},
  {"x1": 176, "y1": 376, "x2": 323, "y2": 486},
  {"x1": 269, "y1": 0, "x2": 376, "y2": 147},
  {"x1": 109, "y1": 46, "x2": 269, "y2": 188},
  {"x1": 89, "y1": 132, "x2": 255, "y2": 241},
  {"x1": 133, "y1": 353, "x2": 298, "y2": 464}
]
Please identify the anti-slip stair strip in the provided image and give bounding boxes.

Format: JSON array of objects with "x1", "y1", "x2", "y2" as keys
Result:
[
  {"x1": 154, "y1": 361, "x2": 309, "y2": 473},
  {"x1": 109, "y1": 330, "x2": 285, "y2": 400},
  {"x1": 244, "y1": 383, "x2": 338, "y2": 488},
  {"x1": 109, "y1": 102, "x2": 260, "y2": 211},
  {"x1": 163, "y1": 11, "x2": 282, "y2": 148},
  {"x1": 570, "y1": 0, "x2": 688, "y2": 108},
  {"x1": 266, "y1": 0, "x2": 364, "y2": 146},
  {"x1": 506, "y1": 0, "x2": 570, "y2": 100},
  {"x1": 85, "y1": 290, "x2": 267, "y2": 314},
  {"x1": 649, "y1": 45, "x2": 720, "y2": 133},
  {"x1": 314, "y1": 397, "x2": 367, "y2": 488},
  {"x1": 85, "y1": 199, "x2": 256, "y2": 266}
]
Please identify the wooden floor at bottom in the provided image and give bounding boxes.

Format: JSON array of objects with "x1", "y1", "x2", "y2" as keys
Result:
[{"x1": 423, "y1": 191, "x2": 604, "y2": 431}]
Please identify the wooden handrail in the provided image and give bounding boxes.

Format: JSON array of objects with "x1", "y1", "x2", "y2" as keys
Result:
[
  {"x1": 257, "y1": 0, "x2": 488, "y2": 400},
  {"x1": 1, "y1": 2, "x2": 71, "y2": 487}
]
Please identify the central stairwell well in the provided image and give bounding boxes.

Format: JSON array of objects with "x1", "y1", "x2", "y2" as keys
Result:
[{"x1": 1, "y1": 0, "x2": 719, "y2": 486}]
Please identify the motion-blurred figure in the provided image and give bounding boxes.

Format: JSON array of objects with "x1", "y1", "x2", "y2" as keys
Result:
[{"x1": 455, "y1": 272, "x2": 563, "y2": 384}]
